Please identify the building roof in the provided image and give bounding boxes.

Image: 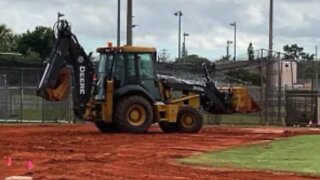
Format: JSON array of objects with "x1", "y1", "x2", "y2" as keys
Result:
[{"x1": 97, "y1": 45, "x2": 156, "y2": 53}]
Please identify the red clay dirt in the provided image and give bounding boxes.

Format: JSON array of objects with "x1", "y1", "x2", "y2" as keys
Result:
[{"x1": 0, "y1": 124, "x2": 319, "y2": 180}]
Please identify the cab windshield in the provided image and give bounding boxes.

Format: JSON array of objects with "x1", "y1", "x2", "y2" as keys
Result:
[
  {"x1": 97, "y1": 53, "x2": 112, "y2": 74},
  {"x1": 95, "y1": 53, "x2": 113, "y2": 100}
]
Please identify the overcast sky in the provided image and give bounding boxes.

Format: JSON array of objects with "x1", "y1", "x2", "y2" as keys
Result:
[{"x1": 1, "y1": 0, "x2": 319, "y2": 60}]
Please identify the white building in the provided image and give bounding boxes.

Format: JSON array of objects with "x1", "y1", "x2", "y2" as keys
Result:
[{"x1": 271, "y1": 60, "x2": 297, "y2": 88}]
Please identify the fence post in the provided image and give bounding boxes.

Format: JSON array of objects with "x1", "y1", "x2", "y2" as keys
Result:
[
  {"x1": 20, "y1": 70, "x2": 23, "y2": 122},
  {"x1": 277, "y1": 53, "x2": 284, "y2": 125},
  {"x1": 259, "y1": 49, "x2": 265, "y2": 125},
  {"x1": 317, "y1": 92, "x2": 320, "y2": 125},
  {"x1": 3, "y1": 74, "x2": 8, "y2": 122},
  {"x1": 65, "y1": 98, "x2": 68, "y2": 123}
]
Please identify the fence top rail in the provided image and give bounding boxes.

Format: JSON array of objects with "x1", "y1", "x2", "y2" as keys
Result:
[
  {"x1": 0, "y1": 67, "x2": 42, "y2": 71},
  {"x1": 0, "y1": 86, "x2": 38, "y2": 90},
  {"x1": 286, "y1": 90, "x2": 320, "y2": 97}
]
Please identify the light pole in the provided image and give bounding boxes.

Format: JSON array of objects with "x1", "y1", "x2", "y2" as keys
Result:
[
  {"x1": 182, "y1": 32, "x2": 189, "y2": 62},
  {"x1": 127, "y1": 0, "x2": 133, "y2": 45},
  {"x1": 117, "y1": 0, "x2": 121, "y2": 47},
  {"x1": 130, "y1": 24, "x2": 138, "y2": 45},
  {"x1": 174, "y1": 11, "x2": 183, "y2": 61},
  {"x1": 230, "y1": 22, "x2": 237, "y2": 61},
  {"x1": 226, "y1": 40, "x2": 233, "y2": 60}
]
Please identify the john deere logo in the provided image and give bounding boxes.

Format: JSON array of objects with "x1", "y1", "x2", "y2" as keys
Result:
[{"x1": 77, "y1": 56, "x2": 84, "y2": 63}]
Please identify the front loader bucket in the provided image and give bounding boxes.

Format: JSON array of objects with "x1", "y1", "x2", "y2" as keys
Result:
[
  {"x1": 230, "y1": 87, "x2": 261, "y2": 113},
  {"x1": 38, "y1": 68, "x2": 71, "y2": 101}
]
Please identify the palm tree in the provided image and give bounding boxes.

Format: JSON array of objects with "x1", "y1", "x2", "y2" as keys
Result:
[{"x1": 0, "y1": 24, "x2": 13, "y2": 52}]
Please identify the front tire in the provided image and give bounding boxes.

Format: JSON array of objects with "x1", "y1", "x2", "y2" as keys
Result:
[
  {"x1": 95, "y1": 121, "x2": 118, "y2": 133},
  {"x1": 159, "y1": 121, "x2": 179, "y2": 133},
  {"x1": 114, "y1": 96, "x2": 153, "y2": 133},
  {"x1": 177, "y1": 106, "x2": 203, "y2": 133}
]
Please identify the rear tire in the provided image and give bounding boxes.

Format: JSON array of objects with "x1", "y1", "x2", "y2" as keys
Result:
[
  {"x1": 95, "y1": 121, "x2": 118, "y2": 133},
  {"x1": 177, "y1": 106, "x2": 203, "y2": 133},
  {"x1": 159, "y1": 122, "x2": 179, "y2": 133},
  {"x1": 114, "y1": 96, "x2": 153, "y2": 133}
]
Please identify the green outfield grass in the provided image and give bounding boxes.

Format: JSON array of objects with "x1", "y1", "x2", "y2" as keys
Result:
[{"x1": 179, "y1": 135, "x2": 320, "y2": 176}]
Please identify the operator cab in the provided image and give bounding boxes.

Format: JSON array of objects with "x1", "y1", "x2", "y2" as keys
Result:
[{"x1": 95, "y1": 44, "x2": 161, "y2": 101}]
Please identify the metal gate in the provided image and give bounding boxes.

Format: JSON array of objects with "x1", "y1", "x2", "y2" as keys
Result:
[
  {"x1": 0, "y1": 74, "x2": 9, "y2": 120},
  {"x1": 285, "y1": 90, "x2": 319, "y2": 126}
]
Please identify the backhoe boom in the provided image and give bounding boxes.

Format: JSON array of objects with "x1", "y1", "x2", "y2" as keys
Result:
[{"x1": 37, "y1": 20, "x2": 94, "y2": 119}]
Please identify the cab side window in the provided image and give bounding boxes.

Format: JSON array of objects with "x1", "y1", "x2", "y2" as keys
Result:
[
  {"x1": 138, "y1": 53, "x2": 154, "y2": 79},
  {"x1": 127, "y1": 54, "x2": 136, "y2": 77},
  {"x1": 112, "y1": 54, "x2": 125, "y2": 85}
]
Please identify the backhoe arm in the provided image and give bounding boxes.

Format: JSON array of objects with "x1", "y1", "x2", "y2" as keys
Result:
[{"x1": 37, "y1": 20, "x2": 94, "y2": 119}]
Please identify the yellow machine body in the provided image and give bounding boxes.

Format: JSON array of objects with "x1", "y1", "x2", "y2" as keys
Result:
[{"x1": 220, "y1": 86, "x2": 260, "y2": 113}]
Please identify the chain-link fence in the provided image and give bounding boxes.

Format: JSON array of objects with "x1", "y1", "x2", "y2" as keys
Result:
[
  {"x1": 205, "y1": 49, "x2": 304, "y2": 126},
  {"x1": 285, "y1": 90, "x2": 319, "y2": 126},
  {"x1": 0, "y1": 68, "x2": 75, "y2": 123},
  {"x1": 1, "y1": 53, "x2": 316, "y2": 127},
  {"x1": 203, "y1": 87, "x2": 287, "y2": 126}
]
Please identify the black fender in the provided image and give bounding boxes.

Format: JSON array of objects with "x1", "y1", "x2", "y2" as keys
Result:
[{"x1": 113, "y1": 85, "x2": 156, "y2": 104}]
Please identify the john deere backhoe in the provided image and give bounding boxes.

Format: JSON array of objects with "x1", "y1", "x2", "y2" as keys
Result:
[{"x1": 37, "y1": 19, "x2": 260, "y2": 133}]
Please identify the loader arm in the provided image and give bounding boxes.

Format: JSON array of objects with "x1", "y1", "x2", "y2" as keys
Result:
[
  {"x1": 161, "y1": 63, "x2": 260, "y2": 114},
  {"x1": 37, "y1": 20, "x2": 94, "y2": 119}
]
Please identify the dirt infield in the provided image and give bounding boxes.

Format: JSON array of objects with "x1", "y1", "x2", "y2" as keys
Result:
[{"x1": 0, "y1": 124, "x2": 319, "y2": 180}]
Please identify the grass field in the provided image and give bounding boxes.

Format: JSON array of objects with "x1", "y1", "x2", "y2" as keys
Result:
[{"x1": 180, "y1": 135, "x2": 320, "y2": 176}]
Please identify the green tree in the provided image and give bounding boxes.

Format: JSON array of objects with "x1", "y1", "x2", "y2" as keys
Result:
[
  {"x1": 301, "y1": 53, "x2": 315, "y2": 61},
  {"x1": 283, "y1": 44, "x2": 304, "y2": 60},
  {"x1": 297, "y1": 61, "x2": 317, "y2": 79},
  {"x1": 0, "y1": 24, "x2": 14, "y2": 52},
  {"x1": 225, "y1": 69, "x2": 262, "y2": 86},
  {"x1": 182, "y1": 54, "x2": 210, "y2": 64},
  {"x1": 283, "y1": 44, "x2": 317, "y2": 79},
  {"x1": 16, "y1": 26, "x2": 54, "y2": 61},
  {"x1": 219, "y1": 55, "x2": 232, "y2": 61}
]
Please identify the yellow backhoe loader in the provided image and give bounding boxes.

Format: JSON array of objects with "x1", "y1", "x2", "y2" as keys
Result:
[{"x1": 37, "y1": 19, "x2": 260, "y2": 133}]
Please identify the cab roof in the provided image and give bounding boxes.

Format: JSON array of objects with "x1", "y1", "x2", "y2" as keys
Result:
[{"x1": 97, "y1": 45, "x2": 156, "y2": 53}]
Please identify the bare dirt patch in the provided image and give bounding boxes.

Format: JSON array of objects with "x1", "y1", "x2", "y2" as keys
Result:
[{"x1": 0, "y1": 124, "x2": 319, "y2": 179}]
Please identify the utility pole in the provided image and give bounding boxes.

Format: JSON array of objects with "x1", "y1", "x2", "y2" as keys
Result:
[
  {"x1": 117, "y1": 0, "x2": 121, "y2": 47},
  {"x1": 127, "y1": 0, "x2": 133, "y2": 45},
  {"x1": 265, "y1": 0, "x2": 274, "y2": 125}
]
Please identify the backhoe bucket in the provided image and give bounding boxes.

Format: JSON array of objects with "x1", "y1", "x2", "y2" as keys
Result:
[
  {"x1": 38, "y1": 69, "x2": 71, "y2": 101},
  {"x1": 230, "y1": 87, "x2": 260, "y2": 113}
]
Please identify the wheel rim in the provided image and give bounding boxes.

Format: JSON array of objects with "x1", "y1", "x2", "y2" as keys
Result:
[
  {"x1": 180, "y1": 113, "x2": 195, "y2": 129},
  {"x1": 127, "y1": 104, "x2": 146, "y2": 126}
]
